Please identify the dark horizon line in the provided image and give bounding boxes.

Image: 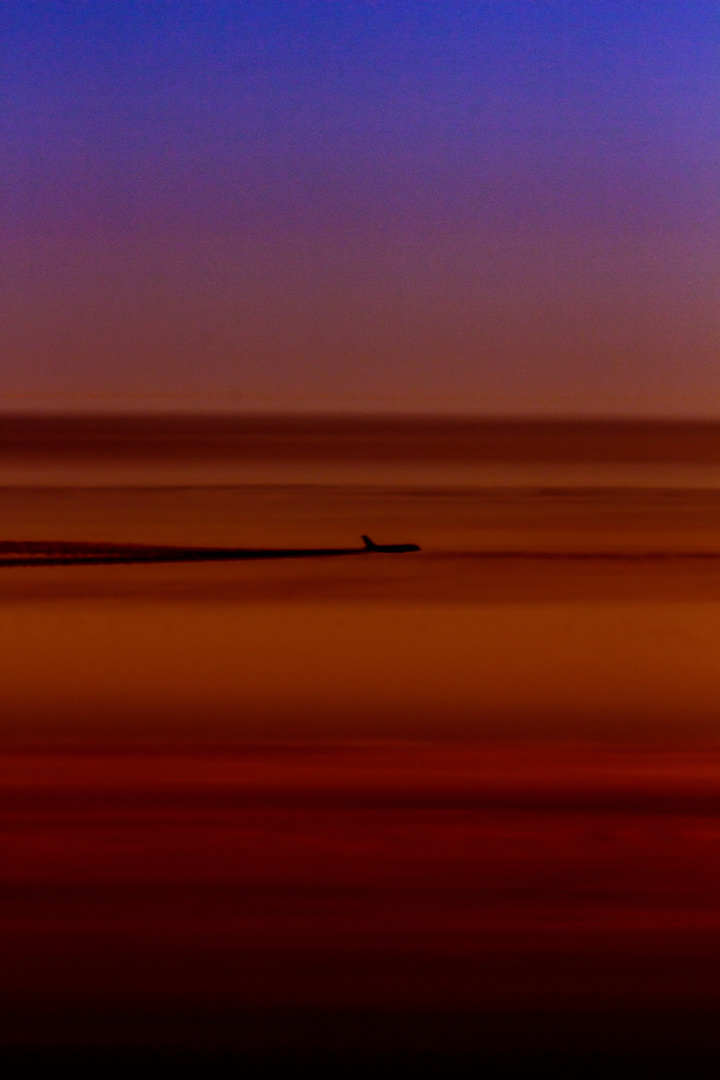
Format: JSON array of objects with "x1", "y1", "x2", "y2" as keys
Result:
[
  {"x1": 4, "y1": 410, "x2": 720, "y2": 424},
  {"x1": 4, "y1": 413, "x2": 720, "y2": 465}
]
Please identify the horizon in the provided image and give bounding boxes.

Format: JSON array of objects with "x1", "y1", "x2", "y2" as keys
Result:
[{"x1": 6, "y1": 406, "x2": 720, "y2": 424}]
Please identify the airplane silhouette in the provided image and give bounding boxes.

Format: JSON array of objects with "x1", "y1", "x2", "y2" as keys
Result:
[{"x1": 0, "y1": 535, "x2": 420, "y2": 567}]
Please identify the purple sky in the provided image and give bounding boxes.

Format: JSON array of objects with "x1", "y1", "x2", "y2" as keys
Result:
[{"x1": 2, "y1": 1, "x2": 719, "y2": 415}]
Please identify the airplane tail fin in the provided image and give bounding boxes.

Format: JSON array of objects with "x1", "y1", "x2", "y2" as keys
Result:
[{"x1": 361, "y1": 535, "x2": 420, "y2": 554}]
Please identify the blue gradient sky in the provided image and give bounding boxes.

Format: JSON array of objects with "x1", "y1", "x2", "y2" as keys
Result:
[{"x1": 2, "y1": 1, "x2": 719, "y2": 414}]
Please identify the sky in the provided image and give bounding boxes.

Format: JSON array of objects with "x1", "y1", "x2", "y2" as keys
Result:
[{"x1": 1, "y1": 0, "x2": 719, "y2": 416}]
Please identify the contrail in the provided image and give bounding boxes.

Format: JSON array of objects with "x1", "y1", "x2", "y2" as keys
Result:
[{"x1": 0, "y1": 536, "x2": 420, "y2": 567}]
